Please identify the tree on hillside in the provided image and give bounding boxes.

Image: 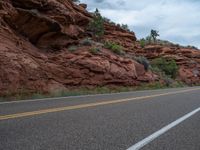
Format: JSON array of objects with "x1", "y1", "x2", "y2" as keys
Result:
[
  {"x1": 121, "y1": 24, "x2": 129, "y2": 31},
  {"x1": 146, "y1": 35, "x2": 152, "y2": 44},
  {"x1": 150, "y1": 29, "x2": 159, "y2": 42},
  {"x1": 88, "y1": 8, "x2": 104, "y2": 40}
]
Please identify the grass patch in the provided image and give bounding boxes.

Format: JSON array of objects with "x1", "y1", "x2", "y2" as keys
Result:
[
  {"x1": 104, "y1": 41, "x2": 124, "y2": 55},
  {"x1": 89, "y1": 47, "x2": 101, "y2": 54},
  {"x1": 0, "y1": 82, "x2": 187, "y2": 102}
]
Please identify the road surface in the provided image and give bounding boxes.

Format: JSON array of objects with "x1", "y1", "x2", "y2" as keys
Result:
[{"x1": 0, "y1": 87, "x2": 200, "y2": 150}]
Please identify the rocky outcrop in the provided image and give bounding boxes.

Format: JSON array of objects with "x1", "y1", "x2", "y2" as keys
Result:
[
  {"x1": 0, "y1": 0, "x2": 153, "y2": 96},
  {"x1": 135, "y1": 45, "x2": 200, "y2": 84},
  {"x1": 104, "y1": 23, "x2": 137, "y2": 50},
  {"x1": 2, "y1": 0, "x2": 91, "y2": 50},
  {"x1": 2, "y1": 0, "x2": 137, "y2": 50},
  {"x1": 1, "y1": 0, "x2": 199, "y2": 96}
]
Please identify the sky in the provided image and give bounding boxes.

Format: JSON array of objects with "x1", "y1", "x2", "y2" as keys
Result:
[{"x1": 80, "y1": 0, "x2": 200, "y2": 48}]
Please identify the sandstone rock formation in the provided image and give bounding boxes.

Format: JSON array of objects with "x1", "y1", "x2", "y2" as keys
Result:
[
  {"x1": 0, "y1": 0, "x2": 154, "y2": 96},
  {"x1": 0, "y1": 0, "x2": 199, "y2": 97},
  {"x1": 135, "y1": 45, "x2": 200, "y2": 85}
]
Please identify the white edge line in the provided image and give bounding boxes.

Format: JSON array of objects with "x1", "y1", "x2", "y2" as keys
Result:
[
  {"x1": 0, "y1": 87, "x2": 192, "y2": 105},
  {"x1": 127, "y1": 107, "x2": 200, "y2": 150}
]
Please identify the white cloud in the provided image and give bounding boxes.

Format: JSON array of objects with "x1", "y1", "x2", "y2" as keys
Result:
[{"x1": 81, "y1": 0, "x2": 200, "y2": 48}]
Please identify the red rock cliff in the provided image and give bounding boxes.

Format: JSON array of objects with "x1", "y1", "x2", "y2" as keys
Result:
[
  {"x1": 0, "y1": 0, "x2": 153, "y2": 96},
  {"x1": 135, "y1": 45, "x2": 200, "y2": 85}
]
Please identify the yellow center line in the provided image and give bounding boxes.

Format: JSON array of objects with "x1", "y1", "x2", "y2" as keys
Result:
[{"x1": 0, "y1": 88, "x2": 199, "y2": 121}]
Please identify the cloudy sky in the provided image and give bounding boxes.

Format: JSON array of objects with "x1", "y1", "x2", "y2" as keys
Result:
[{"x1": 80, "y1": 0, "x2": 200, "y2": 48}]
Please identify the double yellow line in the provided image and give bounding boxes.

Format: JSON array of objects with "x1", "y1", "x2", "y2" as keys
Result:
[{"x1": 0, "y1": 88, "x2": 199, "y2": 121}]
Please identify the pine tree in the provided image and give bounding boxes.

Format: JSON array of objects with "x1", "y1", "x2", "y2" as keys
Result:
[
  {"x1": 88, "y1": 8, "x2": 104, "y2": 40},
  {"x1": 150, "y1": 30, "x2": 159, "y2": 42}
]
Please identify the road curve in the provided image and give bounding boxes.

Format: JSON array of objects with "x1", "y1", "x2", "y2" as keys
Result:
[{"x1": 0, "y1": 87, "x2": 200, "y2": 150}]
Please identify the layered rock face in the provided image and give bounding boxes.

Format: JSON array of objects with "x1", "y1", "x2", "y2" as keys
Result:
[
  {"x1": 135, "y1": 45, "x2": 200, "y2": 84},
  {"x1": 1, "y1": 0, "x2": 199, "y2": 96},
  {"x1": 0, "y1": 0, "x2": 154, "y2": 96}
]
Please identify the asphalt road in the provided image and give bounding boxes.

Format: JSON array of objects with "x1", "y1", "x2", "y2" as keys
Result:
[{"x1": 0, "y1": 87, "x2": 200, "y2": 150}]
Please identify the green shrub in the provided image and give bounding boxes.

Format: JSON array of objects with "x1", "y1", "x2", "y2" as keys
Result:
[
  {"x1": 140, "y1": 38, "x2": 146, "y2": 48},
  {"x1": 88, "y1": 9, "x2": 104, "y2": 39},
  {"x1": 186, "y1": 45, "x2": 198, "y2": 50},
  {"x1": 150, "y1": 65, "x2": 163, "y2": 75},
  {"x1": 163, "y1": 76, "x2": 174, "y2": 87},
  {"x1": 103, "y1": 17, "x2": 111, "y2": 23},
  {"x1": 133, "y1": 56, "x2": 150, "y2": 71},
  {"x1": 80, "y1": 38, "x2": 93, "y2": 46},
  {"x1": 151, "y1": 58, "x2": 178, "y2": 78},
  {"x1": 89, "y1": 47, "x2": 100, "y2": 54},
  {"x1": 104, "y1": 41, "x2": 124, "y2": 55},
  {"x1": 68, "y1": 46, "x2": 78, "y2": 52},
  {"x1": 145, "y1": 35, "x2": 152, "y2": 44},
  {"x1": 121, "y1": 24, "x2": 129, "y2": 31}
]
